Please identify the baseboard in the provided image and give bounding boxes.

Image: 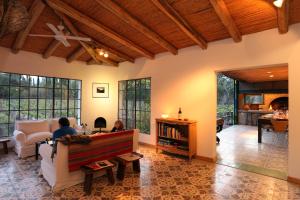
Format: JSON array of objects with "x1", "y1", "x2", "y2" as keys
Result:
[
  {"x1": 138, "y1": 142, "x2": 156, "y2": 148},
  {"x1": 195, "y1": 155, "x2": 217, "y2": 163},
  {"x1": 287, "y1": 176, "x2": 300, "y2": 185}
]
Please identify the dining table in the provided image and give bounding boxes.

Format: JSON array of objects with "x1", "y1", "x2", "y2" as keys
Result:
[{"x1": 257, "y1": 114, "x2": 288, "y2": 143}]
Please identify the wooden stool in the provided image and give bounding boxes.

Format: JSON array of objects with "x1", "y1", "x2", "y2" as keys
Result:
[
  {"x1": 116, "y1": 152, "x2": 143, "y2": 181},
  {"x1": 81, "y1": 160, "x2": 115, "y2": 195},
  {"x1": 0, "y1": 139, "x2": 10, "y2": 154}
]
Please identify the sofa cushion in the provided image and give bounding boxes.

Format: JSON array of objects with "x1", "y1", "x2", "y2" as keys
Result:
[
  {"x1": 16, "y1": 120, "x2": 50, "y2": 135},
  {"x1": 25, "y1": 132, "x2": 52, "y2": 145}
]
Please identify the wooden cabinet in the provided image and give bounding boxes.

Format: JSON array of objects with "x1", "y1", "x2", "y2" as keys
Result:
[
  {"x1": 238, "y1": 110, "x2": 273, "y2": 126},
  {"x1": 156, "y1": 118, "x2": 197, "y2": 160}
]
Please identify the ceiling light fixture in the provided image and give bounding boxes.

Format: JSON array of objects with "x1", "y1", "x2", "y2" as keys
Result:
[
  {"x1": 269, "y1": 75, "x2": 274, "y2": 78},
  {"x1": 103, "y1": 52, "x2": 109, "y2": 58},
  {"x1": 267, "y1": 71, "x2": 272, "y2": 74},
  {"x1": 273, "y1": 0, "x2": 284, "y2": 8}
]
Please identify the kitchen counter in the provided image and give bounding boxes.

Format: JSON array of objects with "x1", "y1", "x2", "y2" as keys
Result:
[{"x1": 238, "y1": 110, "x2": 274, "y2": 126}]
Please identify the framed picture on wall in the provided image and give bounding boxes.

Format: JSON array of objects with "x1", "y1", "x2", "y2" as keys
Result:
[{"x1": 92, "y1": 83, "x2": 109, "y2": 98}]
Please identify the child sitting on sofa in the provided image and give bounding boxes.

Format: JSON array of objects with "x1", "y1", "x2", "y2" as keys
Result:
[
  {"x1": 111, "y1": 120, "x2": 124, "y2": 132},
  {"x1": 53, "y1": 117, "x2": 77, "y2": 142}
]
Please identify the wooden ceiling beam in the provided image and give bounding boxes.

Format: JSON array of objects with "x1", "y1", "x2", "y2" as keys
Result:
[
  {"x1": 95, "y1": 0, "x2": 177, "y2": 55},
  {"x1": 43, "y1": 32, "x2": 70, "y2": 59},
  {"x1": 87, "y1": 58, "x2": 103, "y2": 65},
  {"x1": 55, "y1": 11, "x2": 118, "y2": 66},
  {"x1": 46, "y1": 0, "x2": 154, "y2": 59},
  {"x1": 151, "y1": 0, "x2": 207, "y2": 49},
  {"x1": 208, "y1": 0, "x2": 241, "y2": 42},
  {"x1": 67, "y1": 46, "x2": 86, "y2": 63},
  {"x1": 12, "y1": 0, "x2": 46, "y2": 53},
  {"x1": 277, "y1": 0, "x2": 289, "y2": 34}
]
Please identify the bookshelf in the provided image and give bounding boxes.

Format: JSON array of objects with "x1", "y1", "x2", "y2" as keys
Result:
[{"x1": 156, "y1": 118, "x2": 197, "y2": 160}]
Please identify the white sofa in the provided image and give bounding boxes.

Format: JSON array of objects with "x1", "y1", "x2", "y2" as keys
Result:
[
  {"x1": 13, "y1": 118, "x2": 82, "y2": 158},
  {"x1": 39, "y1": 129, "x2": 139, "y2": 191}
]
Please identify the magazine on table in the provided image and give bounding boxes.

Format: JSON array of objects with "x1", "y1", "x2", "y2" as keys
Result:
[{"x1": 84, "y1": 160, "x2": 113, "y2": 170}]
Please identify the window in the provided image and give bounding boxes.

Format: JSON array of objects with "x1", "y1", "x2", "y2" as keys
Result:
[
  {"x1": 0, "y1": 72, "x2": 81, "y2": 137},
  {"x1": 118, "y1": 78, "x2": 151, "y2": 134}
]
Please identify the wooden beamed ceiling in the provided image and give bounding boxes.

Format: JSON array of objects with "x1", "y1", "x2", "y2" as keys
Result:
[{"x1": 0, "y1": 0, "x2": 300, "y2": 67}]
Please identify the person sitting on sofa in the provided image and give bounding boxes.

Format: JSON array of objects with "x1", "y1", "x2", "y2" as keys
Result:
[
  {"x1": 111, "y1": 120, "x2": 124, "y2": 132},
  {"x1": 53, "y1": 117, "x2": 77, "y2": 142}
]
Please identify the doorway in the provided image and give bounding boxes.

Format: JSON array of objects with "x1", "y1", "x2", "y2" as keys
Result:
[{"x1": 216, "y1": 64, "x2": 289, "y2": 180}]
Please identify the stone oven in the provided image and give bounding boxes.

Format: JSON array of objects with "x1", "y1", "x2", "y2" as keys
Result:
[{"x1": 269, "y1": 97, "x2": 288, "y2": 111}]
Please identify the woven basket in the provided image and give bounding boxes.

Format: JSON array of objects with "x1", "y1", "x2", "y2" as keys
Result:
[{"x1": 0, "y1": 0, "x2": 30, "y2": 37}]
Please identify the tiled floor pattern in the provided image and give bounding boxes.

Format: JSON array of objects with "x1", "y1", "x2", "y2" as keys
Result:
[
  {"x1": 217, "y1": 125, "x2": 288, "y2": 173},
  {"x1": 1, "y1": 145, "x2": 299, "y2": 200}
]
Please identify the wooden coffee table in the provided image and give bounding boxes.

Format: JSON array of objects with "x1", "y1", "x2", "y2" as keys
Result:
[
  {"x1": 116, "y1": 152, "x2": 143, "y2": 180},
  {"x1": 0, "y1": 138, "x2": 10, "y2": 154},
  {"x1": 81, "y1": 160, "x2": 115, "y2": 195}
]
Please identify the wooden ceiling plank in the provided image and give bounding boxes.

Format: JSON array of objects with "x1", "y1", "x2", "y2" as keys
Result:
[
  {"x1": 12, "y1": 0, "x2": 46, "y2": 53},
  {"x1": 46, "y1": 0, "x2": 154, "y2": 59},
  {"x1": 208, "y1": 0, "x2": 241, "y2": 42},
  {"x1": 150, "y1": 0, "x2": 207, "y2": 49},
  {"x1": 55, "y1": 11, "x2": 119, "y2": 66},
  {"x1": 95, "y1": 0, "x2": 177, "y2": 55},
  {"x1": 277, "y1": 0, "x2": 290, "y2": 34},
  {"x1": 67, "y1": 46, "x2": 86, "y2": 63},
  {"x1": 87, "y1": 58, "x2": 103, "y2": 65}
]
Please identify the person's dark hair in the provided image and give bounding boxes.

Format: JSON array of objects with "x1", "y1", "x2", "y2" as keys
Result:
[{"x1": 59, "y1": 117, "x2": 70, "y2": 127}]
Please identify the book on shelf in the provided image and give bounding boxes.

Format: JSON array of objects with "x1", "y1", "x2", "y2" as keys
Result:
[{"x1": 158, "y1": 123, "x2": 184, "y2": 140}]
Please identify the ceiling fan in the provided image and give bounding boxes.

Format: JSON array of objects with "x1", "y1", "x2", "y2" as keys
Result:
[{"x1": 28, "y1": 23, "x2": 91, "y2": 47}]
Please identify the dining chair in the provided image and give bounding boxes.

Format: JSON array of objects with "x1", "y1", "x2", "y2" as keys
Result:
[{"x1": 271, "y1": 119, "x2": 288, "y2": 144}]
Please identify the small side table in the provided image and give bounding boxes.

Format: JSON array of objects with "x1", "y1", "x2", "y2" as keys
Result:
[
  {"x1": 81, "y1": 160, "x2": 115, "y2": 195},
  {"x1": 0, "y1": 138, "x2": 10, "y2": 154},
  {"x1": 116, "y1": 152, "x2": 143, "y2": 181}
]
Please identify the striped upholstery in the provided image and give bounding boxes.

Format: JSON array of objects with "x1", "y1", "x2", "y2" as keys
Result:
[{"x1": 67, "y1": 130, "x2": 134, "y2": 172}]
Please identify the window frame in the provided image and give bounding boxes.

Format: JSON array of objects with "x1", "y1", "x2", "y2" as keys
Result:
[
  {"x1": 0, "y1": 71, "x2": 82, "y2": 138},
  {"x1": 118, "y1": 77, "x2": 151, "y2": 134}
]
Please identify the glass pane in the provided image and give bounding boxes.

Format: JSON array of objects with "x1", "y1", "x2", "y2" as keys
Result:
[
  {"x1": 68, "y1": 99, "x2": 74, "y2": 109},
  {"x1": 61, "y1": 79, "x2": 68, "y2": 90},
  {"x1": 46, "y1": 99, "x2": 53, "y2": 109},
  {"x1": 0, "y1": 124, "x2": 8, "y2": 137},
  {"x1": 145, "y1": 101, "x2": 150, "y2": 111},
  {"x1": 10, "y1": 74, "x2": 20, "y2": 86},
  {"x1": 39, "y1": 77, "x2": 47, "y2": 87},
  {"x1": 62, "y1": 90, "x2": 68, "y2": 100},
  {"x1": 55, "y1": 100, "x2": 61, "y2": 109},
  {"x1": 20, "y1": 99, "x2": 29, "y2": 110},
  {"x1": 30, "y1": 88, "x2": 38, "y2": 98},
  {"x1": 0, "y1": 73, "x2": 9, "y2": 85},
  {"x1": 146, "y1": 78, "x2": 151, "y2": 89},
  {"x1": 10, "y1": 111, "x2": 19, "y2": 123},
  {"x1": 62, "y1": 100, "x2": 67, "y2": 109},
  {"x1": 127, "y1": 80, "x2": 135, "y2": 90},
  {"x1": 75, "y1": 109, "x2": 80, "y2": 119},
  {"x1": 46, "y1": 78, "x2": 53, "y2": 88},
  {"x1": 46, "y1": 88, "x2": 53, "y2": 99},
  {"x1": 54, "y1": 110, "x2": 61, "y2": 118},
  {"x1": 55, "y1": 78, "x2": 61, "y2": 88},
  {"x1": 141, "y1": 79, "x2": 146, "y2": 88},
  {"x1": 68, "y1": 109, "x2": 75, "y2": 117},
  {"x1": 75, "y1": 100, "x2": 80, "y2": 108},
  {"x1": 46, "y1": 110, "x2": 53, "y2": 119},
  {"x1": 20, "y1": 75, "x2": 29, "y2": 86},
  {"x1": 75, "y1": 80, "x2": 81, "y2": 90},
  {"x1": 0, "y1": 99, "x2": 9, "y2": 110},
  {"x1": 0, "y1": 111, "x2": 9, "y2": 123},
  {"x1": 69, "y1": 80, "x2": 76, "y2": 89},
  {"x1": 55, "y1": 89, "x2": 62, "y2": 98},
  {"x1": 38, "y1": 110, "x2": 46, "y2": 119},
  {"x1": 29, "y1": 110, "x2": 37, "y2": 120},
  {"x1": 8, "y1": 124, "x2": 15, "y2": 136},
  {"x1": 10, "y1": 87, "x2": 19, "y2": 98},
  {"x1": 10, "y1": 99, "x2": 19, "y2": 110},
  {"x1": 29, "y1": 99, "x2": 37, "y2": 110},
  {"x1": 30, "y1": 76, "x2": 38, "y2": 87},
  {"x1": 69, "y1": 90, "x2": 80, "y2": 99},
  {"x1": 0, "y1": 86, "x2": 9, "y2": 98},
  {"x1": 38, "y1": 88, "x2": 46, "y2": 98},
  {"x1": 61, "y1": 110, "x2": 67, "y2": 117},
  {"x1": 38, "y1": 99, "x2": 46, "y2": 109},
  {"x1": 119, "y1": 81, "x2": 126, "y2": 90},
  {"x1": 20, "y1": 87, "x2": 29, "y2": 98},
  {"x1": 20, "y1": 111, "x2": 28, "y2": 120}
]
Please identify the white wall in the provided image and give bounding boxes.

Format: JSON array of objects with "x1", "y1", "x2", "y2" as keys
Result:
[
  {"x1": 118, "y1": 24, "x2": 300, "y2": 179},
  {"x1": 0, "y1": 48, "x2": 120, "y2": 132},
  {"x1": 1, "y1": 23, "x2": 300, "y2": 180}
]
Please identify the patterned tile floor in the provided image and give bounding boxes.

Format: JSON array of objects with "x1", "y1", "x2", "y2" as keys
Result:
[
  {"x1": 217, "y1": 125, "x2": 288, "y2": 173},
  {"x1": 1, "y1": 145, "x2": 300, "y2": 200}
]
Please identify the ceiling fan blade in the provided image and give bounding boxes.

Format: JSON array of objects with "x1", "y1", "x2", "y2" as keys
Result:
[
  {"x1": 46, "y1": 23, "x2": 61, "y2": 35},
  {"x1": 55, "y1": 36, "x2": 71, "y2": 47},
  {"x1": 57, "y1": 25, "x2": 65, "y2": 31},
  {"x1": 28, "y1": 34, "x2": 55, "y2": 38},
  {"x1": 64, "y1": 36, "x2": 92, "y2": 42}
]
